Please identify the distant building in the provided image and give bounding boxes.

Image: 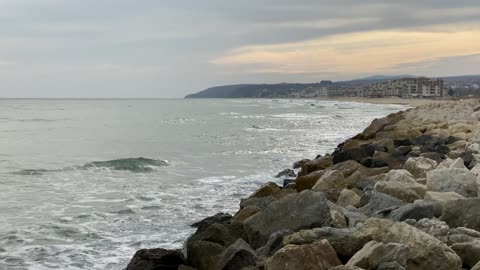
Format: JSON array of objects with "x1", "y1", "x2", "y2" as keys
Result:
[{"x1": 351, "y1": 77, "x2": 444, "y2": 98}]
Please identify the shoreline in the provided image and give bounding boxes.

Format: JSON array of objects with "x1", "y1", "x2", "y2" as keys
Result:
[
  {"x1": 314, "y1": 96, "x2": 451, "y2": 106},
  {"x1": 126, "y1": 98, "x2": 480, "y2": 270}
]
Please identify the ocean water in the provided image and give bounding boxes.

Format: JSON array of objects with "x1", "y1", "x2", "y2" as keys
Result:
[{"x1": 0, "y1": 99, "x2": 406, "y2": 269}]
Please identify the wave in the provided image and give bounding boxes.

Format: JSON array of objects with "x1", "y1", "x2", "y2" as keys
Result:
[
  {"x1": 12, "y1": 157, "x2": 169, "y2": 175},
  {"x1": 81, "y1": 157, "x2": 169, "y2": 172}
]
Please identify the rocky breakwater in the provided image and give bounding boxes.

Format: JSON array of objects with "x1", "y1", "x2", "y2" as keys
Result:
[{"x1": 126, "y1": 99, "x2": 480, "y2": 270}]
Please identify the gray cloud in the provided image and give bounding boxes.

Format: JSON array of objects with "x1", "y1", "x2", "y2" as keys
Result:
[{"x1": 0, "y1": 0, "x2": 479, "y2": 97}]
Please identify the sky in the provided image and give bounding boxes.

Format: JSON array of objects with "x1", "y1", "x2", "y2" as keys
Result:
[{"x1": 1, "y1": 0, "x2": 480, "y2": 98}]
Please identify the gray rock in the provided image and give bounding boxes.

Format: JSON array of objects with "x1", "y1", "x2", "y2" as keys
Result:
[
  {"x1": 377, "y1": 262, "x2": 406, "y2": 270},
  {"x1": 240, "y1": 196, "x2": 276, "y2": 210},
  {"x1": 424, "y1": 191, "x2": 465, "y2": 217},
  {"x1": 441, "y1": 198, "x2": 480, "y2": 231},
  {"x1": 343, "y1": 206, "x2": 368, "y2": 228},
  {"x1": 426, "y1": 168, "x2": 478, "y2": 197},
  {"x1": 373, "y1": 181, "x2": 427, "y2": 203},
  {"x1": 256, "y1": 230, "x2": 293, "y2": 257},
  {"x1": 276, "y1": 168, "x2": 296, "y2": 178},
  {"x1": 330, "y1": 266, "x2": 365, "y2": 270},
  {"x1": 473, "y1": 261, "x2": 480, "y2": 270},
  {"x1": 216, "y1": 239, "x2": 257, "y2": 270},
  {"x1": 403, "y1": 157, "x2": 438, "y2": 178},
  {"x1": 385, "y1": 201, "x2": 434, "y2": 222},
  {"x1": 244, "y1": 190, "x2": 332, "y2": 249},
  {"x1": 127, "y1": 248, "x2": 185, "y2": 270},
  {"x1": 346, "y1": 241, "x2": 408, "y2": 269},
  {"x1": 359, "y1": 192, "x2": 406, "y2": 216},
  {"x1": 450, "y1": 240, "x2": 480, "y2": 269}
]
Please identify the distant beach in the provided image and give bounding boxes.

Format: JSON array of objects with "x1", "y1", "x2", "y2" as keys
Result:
[{"x1": 315, "y1": 96, "x2": 451, "y2": 106}]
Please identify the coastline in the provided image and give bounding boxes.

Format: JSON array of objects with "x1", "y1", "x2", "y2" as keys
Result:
[{"x1": 126, "y1": 98, "x2": 480, "y2": 270}]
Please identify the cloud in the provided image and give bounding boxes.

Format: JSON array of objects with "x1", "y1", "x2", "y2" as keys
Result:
[{"x1": 211, "y1": 26, "x2": 480, "y2": 77}]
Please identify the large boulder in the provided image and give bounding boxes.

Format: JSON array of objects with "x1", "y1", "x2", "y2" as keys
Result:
[
  {"x1": 127, "y1": 248, "x2": 185, "y2": 270},
  {"x1": 188, "y1": 222, "x2": 243, "y2": 247},
  {"x1": 403, "y1": 157, "x2": 438, "y2": 178},
  {"x1": 441, "y1": 198, "x2": 480, "y2": 231},
  {"x1": 373, "y1": 181, "x2": 427, "y2": 203},
  {"x1": 216, "y1": 239, "x2": 257, "y2": 270},
  {"x1": 244, "y1": 190, "x2": 332, "y2": 249},
  {"x1": 332, "y1": 144, "x2": 377, "y2": 164},
  {"x1": 426, "y1": 168, "x2": 479, "y2": 197},
  {"x1": 186, "y1": 241, "x2": 225, "y2": 270},
  {"x1": 250, "y1": 182, "x2": 281, "y2": 198},
  {"x1": 450, "y1": 240, "x2": 480, "y2": 269},
  {"x1": 424, "y1": 191, "x2": 465, "y2": 217},
  {"x1": 232, "y1": 205, "x2": 262, "y2": 224},
  {"x1": 384, "y1": 170, "x2": 416, "y2": 183},
  {"x1": 298, "y1": 156, "x2": 333, "y2": 176},
  {"x1": 381, "y1": 201, "x2": 434, "y2": 222},
  {"x1": 356, "y1": 219, "x2": 462, "y2": 270},
  {"x1": 346, "y1": 241, "x2": 408, "y2": 269},
  {"x1": 312, "y1": 170, "x2": 348, "y2": 201},
  {"x1": 191, "y1": 213, "x2": 232, "y2": 230},
  {"x1": 265, "y1": 240, "x2": 341, "y2": 270}
]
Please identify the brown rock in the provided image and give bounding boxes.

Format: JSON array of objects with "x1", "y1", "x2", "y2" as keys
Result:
[
  {"x1": 295, "y1": 170, "x2": 327, "y2": 192},
  {"x1": 265, "y1": 240, "x2": 341, "y2": 270}
]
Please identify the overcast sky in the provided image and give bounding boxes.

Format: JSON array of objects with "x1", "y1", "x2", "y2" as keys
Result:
[{"x1": 1, "y1": 0, "x2": 480, "y2": 98}]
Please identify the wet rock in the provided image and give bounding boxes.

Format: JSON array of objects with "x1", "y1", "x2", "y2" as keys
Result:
[
  {"x1": 250, "y1": 182, "x2": 281, "y2": 198},
  {"x1": 265, "y1": 240, "x2": 341, "y2": 270},
  {"x1": 346, "y1": 241, "x2": 408, "y2": 269},
  {"x1": 332, "y1": 144, "x2": 377, "y2": 164},
  {"x1": 282, "y1": 179, "x2": 295, "y2": 188},
  {"x1": 191, "y1": 213, "x2": 232, "y2": 230},
  {"x1": 403, "y1": 157, "x2": 438, "y2": 178},
  {"x1": 293, "y1": 159, "x2": 310, "y2": 169},
  {"x1": 330, "y1": 160, "x2": 366, "y2": 178},
  {"x1": 186, "y1": 241, "x2": 225, "y2": 270},
  {"x1": 441, "y1": 198, "x2": 480, "y2": 231},
  {"x1": 450, "y1": 240, "x2": 480, "y2": 269},
  {"x1": 240, "y1": 196, "x2": 277, "y2": 210},
  {"x1": 426, "y1": 168, "x2": 479, "y2": 197},
  {"x1": 396, "y1": 146, "x2": 412, "y2": 155},
  {"x1": 216, "y1": 239, "x2": 257, "y2": 270},
  {"x1": 371, "y1": 151, "x2": 403, "y2": 169},
  {"x1": 188, "y1": 222, "x2": 243, "y2": 247},
  {"x1": 298, "y1": 156, "x2": 333, "y2": 176},
  {"x1": 337, "y1": 189, "x2": 361, "y2": 208},
  {"x1": 127, "y1": 248, "x2": 185, "y2": 270},
  {"x1": 244, "y1": 190, "x2": 332, "y2": 249},
  {"x1": 275, "y1": 169, "x2": 295, "y2": 178}
]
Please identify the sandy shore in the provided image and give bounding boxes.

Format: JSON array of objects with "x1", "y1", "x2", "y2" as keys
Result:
[{"x1": 315, "y1": 96, "x2": 452, "y2": 107}]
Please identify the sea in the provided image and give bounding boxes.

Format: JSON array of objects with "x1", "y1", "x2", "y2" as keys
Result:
[{"x1": 0, "y1": 99, "x2": 406, "y2": 269}]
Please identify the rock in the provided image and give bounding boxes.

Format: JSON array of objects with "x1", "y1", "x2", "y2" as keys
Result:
[
  {"x1": 265, "y1": 240, "x2": 341, "y2": 270},
  {"x1": 330, "y1": 160, "x2": 366, "y2": 178},
  {"x1": 426, "y1": 168, "x2": 479, "y2": 197},
  {"x1": 383, "y1": 201, "x2": 434, "y2": 222},
  {"x1": 127, "y1": 248, "x2": 185, "y2": 270},
  {"x1": 424, "y1": 191, "x2": 465, "y2": 217},
  {"x1": 441, "y1": 198, "x2": 480, "y2": 231},
  {"x1": 420, "y1": 152, "x2": 445, "y2": 163},
  {"x1": 313, "y1": 170, "x2": 347, "y2": 201},
  {"x1": 332, "y1": 144, "x2": 376, "y2": 164},
  {"x1": 374, "y1": 181, "x2": 427, "y2": 203},
  {"x1": 337, "y1": 189, "x2": 361, "y2": 208},
  {"x1": 232, "y1": 205, "x2": 262, "y2": 224},
  {"x1": 328, "y1": 201, "x2": 348, "y2": 228},
  {"x1": 384, "y1": 169, "x2": 416, "y2": 183},
  {"x1": 188, "y1": 222, "x2": 243, "y2": 247},
  {"x1": 216, "y1": 239, "x2": 257, "y2": 270},
  {"x1": 275, "y1": 169, "x2": 295, "y2": 178},
  {"x1": 346, "y1": 241, "x2": 408, "y2": 269},
  {"x1": 449, "y1": 157, "x2": 467, "y2": 169},
  {"x1": 293, "y1": 159, "x2": 310, "y2": 169},
  {"x1": 403, "y1": 157, "x2": 438, "y2": 178},
  {"x1": 191, "y1": 213, "x2": 232, "y2": 230},
  {"x1": 178, "y1": 265, "x2": 197, "y2": 270},
  {"x1": 330, "y1": 266, "x2": 365, "y2": 270},
  {"x1": 186, "y1": 241, "x2": 225, "y2": 270},
  {"x1": 343, "y1": 206, "x2": 368, "y2": 228},
  {"x1": 298, "y1": 156, "x2": 333, "y2": 176},
  {"x1": 356, "y1": 118, "x2": 392, "y2": 140},
  {"x1": 257, "y1": 230, "x2": 293, "y2": 257},
  {"x1": 284, "y1": 227, "x2": 373, "y2": 261},
  {"x1": 377, "y1": 262, "x2": 406, "y2": 270},
  {"x1": 359, "y1": 192, "x2": 406, "y2": 216},
  {"x1": 450, "y1": 240, "x2": 480, "y2": 269},
  {"x1": 282, "y1": 179, "x2": 295, "y2": 188},
  {"x1": 295, "y1": 170, "x2": 327, "y2": 192},
  {"x1": 396, "y1": 146, "x2": 412, "y2": 155},
  {"x1": 360, "y1": 219, "x2": 462, "y2": 270},
  {"x1": 250, "y1": 182, "x2": 281, "y2": 198},
  {"x1": 244, "y1": 190, "x2": 332, "y2": 249},
  {"x1": 240, "y1": 196, "x2": 276, "y2": 210},
  {"x1": 473, "y1": 261, "x2": 480, "y2": 270},
  {"x1": 372, "y1": 151, "x2": 403, "y2": 169}
]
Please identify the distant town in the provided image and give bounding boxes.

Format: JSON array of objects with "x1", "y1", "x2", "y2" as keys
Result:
[{"x1": 185, "y1": 75, "x2": 480, "y2": 99}]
